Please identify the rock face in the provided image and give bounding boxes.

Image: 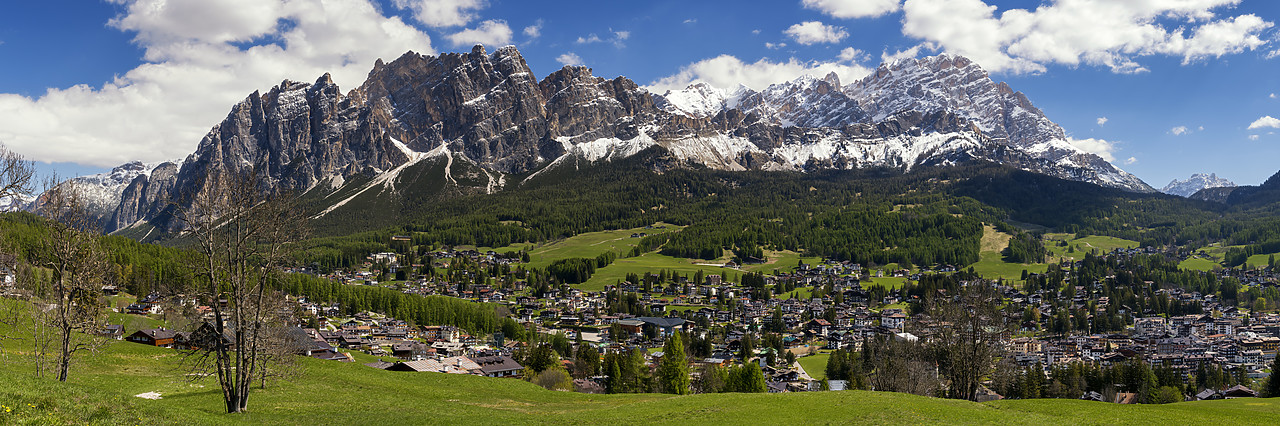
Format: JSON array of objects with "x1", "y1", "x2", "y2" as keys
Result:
[
  {"x1": 51, "y1": 46, "x2": 1153, "y2": 234},
  {"x1": 1161, "y1": 173, "x2": 1235, "y2": 197}
]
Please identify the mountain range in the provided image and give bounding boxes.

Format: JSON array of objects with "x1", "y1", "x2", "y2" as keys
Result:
[
  {"x1": 1160, "y1": 173, "x2": 1235, "y2": 198},
  {"x1": 34, "y1": 45, "x2": 1158, "y2": 234}
]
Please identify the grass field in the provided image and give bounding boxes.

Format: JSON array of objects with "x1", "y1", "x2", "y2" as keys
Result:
[
  {"x1": 1, "y1": 326, "x2": 1279, "y2": 425},
  {"x1": 1179, "y1": 257, "x2": 1221, "y2": 272},
  {"x1": 797, "y1": 352, "x2": 830, "y2": 381},
  {"x1": 740, "y1": 250, "x2": 823, "y2": 274},
  {"x1": 1247, "y1": 253, "x2": 1277, "y2": 269},
  {"x1": 577, "y1": 252, "x2": 744, "y2": 291},
  {"x1": 968, "y1": 226, "x2": 1049, "y2": 281},
  {"x1": 479, "y1": 223, "x2": 682, "y2": 270},
  {"x1": 1069, "y1": 235, "x2": 1140, "y2": 254},
  {"x1": 866, "y1": 277, "x2": 908, "y2": 290}
]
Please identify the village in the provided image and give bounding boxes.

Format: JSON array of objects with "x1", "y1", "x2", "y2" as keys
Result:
[{"x1": 26, "y1": 241, "x2": 1276, "y2": 402}]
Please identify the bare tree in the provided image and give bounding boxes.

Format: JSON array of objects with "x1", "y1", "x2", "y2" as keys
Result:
[
  {"x1": 0, "y1": 142, "x2": 36, "y2": 206},
  {"x1": 929, "y1": 283, "x2": 1007, "y2": 401},
  {"x1": 254, "y1": 290, "x2": 305, "y2": 389},
  {"x1": 178, "y1": 171, "x2": 308, "y2": 413},
  {"x1": 865, "y1": 336, "x2": 941, "y2": 396},
  {"x1": 32, "y1": 177, "x2": 109, "y2": 382},
  {"x1": 0, "y1": 142, "x2": 35, "y2": 356}
]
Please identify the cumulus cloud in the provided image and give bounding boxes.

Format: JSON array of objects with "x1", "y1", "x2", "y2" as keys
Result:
[
  {"x1": 1271, "y1": 93, "x2": 1277, "y2": 99},
  {"x1": 523, "y1": 20, "x2": 542, "y2": 39},
  {"x1": 555, "y1": 52, "x2": 583, "y2": 66},
  {"x1": 1170, "y1": 125, "x2": 1189, "y2": 135},
  {"x1": 446, "y1": 19, "x2": 512, "y2": 47},
  {"x1": 647, "y1": 55, "x2": 872, "y2": 92},
  {"x1": 899, "y1": 0, "x2": 1274, "y2": 74},
  {"x1": 802, "y1": 0, "x2": 901, "y2": 19},
  {"x1": 576, "y1": 34, "x2": 603, "y2": 44},
  {"x1": 1066, "y1": 137, "x2": 1117, "y2": 162},
  {"x1": 765, "y1": 42, "x2": 787, "y2": 50},
  {"x1": 1097, "y1": 117, "x2": 1108, "y2": 127},
  {"x1": 784, "y1": 21, "x2": 849, "y2": 45},
  {"x1": 684, "y1": 18, "x2": 697, "y2": 24},
  {"x1": 838, "y1": 47, "x2": 868, "y2": 62},
  {"x1": 1249, "y1": 115, "x2": 1280, "y2": 129},
  {"x1": 0, "y1": 0, "x2": 434, "y2": 167},
  {"x1": 392, "y1": 0, "x2": 486, "y2": 28},
  {"x1": 882, "y1": 44, "x2": 926, "y2": 63},
  {"x1": 1249, "y1": 134, "x2": 1260, "y2": 140},
  {"x1": 1124, "y1": 157, "x2": 1137, "y2": 165}
]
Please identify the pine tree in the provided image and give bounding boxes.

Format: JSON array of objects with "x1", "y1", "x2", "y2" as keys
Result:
[{"x1": 657, "y1": 332, "x2": 691, "y2": 394}]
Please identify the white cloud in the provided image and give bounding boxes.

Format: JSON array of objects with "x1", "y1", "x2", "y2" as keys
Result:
[
  {"x1": 1249, "y1": 134, "x2": 1260, "y2": 140},
  {"x1": 881, "y1": 44, "x2": 925, "y2": 63},
  {"x1": 0, "y1": 0, "x2": 435, "y2": 167},
  {"x1": 1124, "y1": 157, "x2": 1137, "y2": 165},
  {"x1": 523, "y1": 20, "x2": 542, "y2": 39},
  {"x1": 647, "y1": 55, "x2": 872, "y2": 92},
  {"x1": 752, "y1": 29, "x2": 761, "y2": 35},
  {"x1": 446, "y1": 19, "x2": 512, "y2": 47},
  {"x1": 802, "y1": 0, "x2": 901, "y2": 19},
  {"x1": 684, "y1": 18, "x2": 697, "y2": 24},
  {"x1": 899, "y1": 0, "x2": 1274, "y2": 74},
  {"x1": 1271, "y1": 93, "x2": 1277, "y2": 99},
  {"x1": 1170, "y1": 125, "x2": 1189, "y2": 135},
  {"x1": 1096, "y1": 117, "x2": 1108, "y2": 127},
  {"x1": 1249, "y1": 115, "x2": 1280, "y2": 129},
  {"x1": 392, "y1": 0, "x2": 486, "y2": 28},
  {"x1": 765, "y1": 42, "x2": 787, "y2": 50},
  {"x1": 838, "y1": 47, "x2": 868, "y2": 62},
  {"x1": 555, "y1": 52, "x2": 583, "y2": 66},
  {"x1": 1066, "y1": 137, "x2": 1117, "y2": 162},
  {"x1": 575, "y1": 30, "x2": 629, "y2": 48},
  {"x1": 784, "y1": 21, "x2": 849, "y2": 45}
]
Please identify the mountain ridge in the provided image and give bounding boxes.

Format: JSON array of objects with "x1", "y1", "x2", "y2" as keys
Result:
[{"x1": 35, "y1": 45, "x2": 1154, "y2": 234}]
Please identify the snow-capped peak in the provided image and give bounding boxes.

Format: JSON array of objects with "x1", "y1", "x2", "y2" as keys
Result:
[
  {"x1": 1161, "y1": 173, "x2": 1235, "y2": 197},
  {"x1": 659, "y1": 82, "x2": 750, "y2": 118}
]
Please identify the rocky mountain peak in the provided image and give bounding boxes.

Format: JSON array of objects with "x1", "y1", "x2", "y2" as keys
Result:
[{"x1": 1162, "y1": 173, "x2": 1235, "y2": 197}]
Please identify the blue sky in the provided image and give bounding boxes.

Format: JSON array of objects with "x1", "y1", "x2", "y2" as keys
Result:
[{"x1": 1, "y1": 0, "x2": 1278, "y2": 188}]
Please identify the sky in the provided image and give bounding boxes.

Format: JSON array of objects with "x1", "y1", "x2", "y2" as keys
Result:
[{"x1": 1, "y1": 0, "x2": 1278, "y2": 188}]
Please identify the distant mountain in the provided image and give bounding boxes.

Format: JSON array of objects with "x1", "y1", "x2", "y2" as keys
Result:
[
  {"x1": 35, "y1": 45, "x2": 1154, "y2": 235},
  {"x1": 1161, "y1": 173, "x2": 1235, "y2": 197},
  {"x1": 24, "y1": 160, "x2": 180, "y2": 227},
  {"x1": 1191, "y1": 169, "x2": 1280, "y2": 206}
]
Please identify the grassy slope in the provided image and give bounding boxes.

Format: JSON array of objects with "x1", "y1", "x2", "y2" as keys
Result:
[
  {"x1": 482, "y1": 225, "x2": 821, "y2": 291},
  {"x1": 482, "y1": 223, "x2": 682, "y2": 270},
  {"x1": 4, "y1": 348, "x2": 1279, "y2": 425},
  {"x1": 2, "y1": 318, "x2": 1279, "y2": 425},
  {"x1": 969, "y1": 226, "x2": 1049, "y2": 282}
]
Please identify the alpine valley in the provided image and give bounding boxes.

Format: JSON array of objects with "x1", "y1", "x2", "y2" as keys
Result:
[{"x1": 33, "y1": 45, "x2": 1155, "y2": 237}]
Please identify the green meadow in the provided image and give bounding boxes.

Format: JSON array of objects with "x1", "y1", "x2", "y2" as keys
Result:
[{"x1": 1, "y1": 337, "x2": 1277, "y2": 425}]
